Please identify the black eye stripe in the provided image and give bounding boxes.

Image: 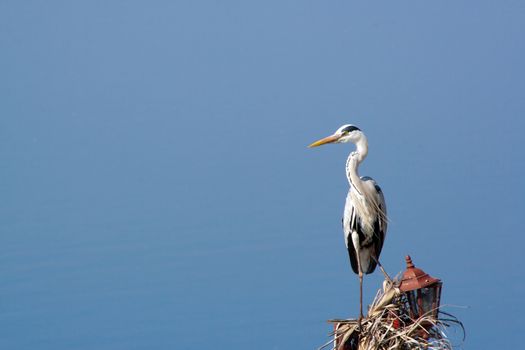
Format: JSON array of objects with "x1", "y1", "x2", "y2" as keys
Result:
[{"x1": 342, "y1": 125, "x2": 360, "y2": 133}]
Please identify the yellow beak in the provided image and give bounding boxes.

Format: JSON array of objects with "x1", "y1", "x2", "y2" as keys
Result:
[{"x1": 308, "y1": 134, "x2": 341, "y2": 148}]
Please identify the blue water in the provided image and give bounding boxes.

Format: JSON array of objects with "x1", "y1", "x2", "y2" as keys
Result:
[{"x1": 2, "y1": 1, "x2": 525, "y2": 349}]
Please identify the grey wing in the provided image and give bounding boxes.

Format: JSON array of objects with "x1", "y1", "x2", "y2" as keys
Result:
[{"x1": 361, "y1": 176, "x2": 387, "y2": 265}]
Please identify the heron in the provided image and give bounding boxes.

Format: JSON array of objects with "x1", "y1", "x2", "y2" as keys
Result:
[{"x1": 308, "y1": 124, "x2": 387, "y2": 319}]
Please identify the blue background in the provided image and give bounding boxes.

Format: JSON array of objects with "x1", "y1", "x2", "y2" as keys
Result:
[{"x1": 1, "y1": 1, "x2": 524, "y2": 349}]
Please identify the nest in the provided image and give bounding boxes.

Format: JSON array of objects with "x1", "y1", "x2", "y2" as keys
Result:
[{"x1": 319, "y1": 279, "x2": 464, "y2": 350}]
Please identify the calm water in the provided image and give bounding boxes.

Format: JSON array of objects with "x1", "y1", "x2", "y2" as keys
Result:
[{"x1": 2, "y1": 2, "x2": 525, "y2": 349}]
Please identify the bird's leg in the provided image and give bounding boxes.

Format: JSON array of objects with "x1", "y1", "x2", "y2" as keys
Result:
[
  {"x1": 359, "y1": 269, "x2": 363, "y2": 321},
  {"x1": 351, "y1": 231, "x2": 364, "y2": 326},
  {"x1": 372, "y1": 256, "x2": 393, "y2": 285},
  {"x1": 356, "y1": 250, "x2": 364, "y2": 322}
]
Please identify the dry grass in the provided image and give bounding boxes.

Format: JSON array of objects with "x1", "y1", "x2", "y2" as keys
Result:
[{"x1": 319, "y1": 279, "x2": 464, "y2": 350}]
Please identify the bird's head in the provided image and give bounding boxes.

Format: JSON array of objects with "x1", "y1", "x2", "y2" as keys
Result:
[{"x1": 308, "y1": 124, "x2": 363, "y2": 148}]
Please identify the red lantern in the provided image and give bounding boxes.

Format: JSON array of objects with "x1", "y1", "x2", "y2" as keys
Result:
[{"x1": 399, "y1": 256, "x2": 442, "y2": 321}]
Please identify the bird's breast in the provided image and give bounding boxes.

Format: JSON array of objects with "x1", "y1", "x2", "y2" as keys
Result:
[{"x1": 346, "y1": 190, "x2": 376, "y2": 232}]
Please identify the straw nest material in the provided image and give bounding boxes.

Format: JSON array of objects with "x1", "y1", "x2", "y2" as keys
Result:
[{"x1": 319, "y1": 278, "x2": 464, "y2": 350}]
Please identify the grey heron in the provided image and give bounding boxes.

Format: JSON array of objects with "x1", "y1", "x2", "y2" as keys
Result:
[{"x1": 309, "y1": 124, "x2": 388, "y2": 319}]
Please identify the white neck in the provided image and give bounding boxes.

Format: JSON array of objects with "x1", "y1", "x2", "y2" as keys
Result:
[
  {"x1": 345, "y1": 134, "x2": 368, "y2": 193},
  {"x1": 354, "y1": 134, "x2": 368, "y2": 162}
]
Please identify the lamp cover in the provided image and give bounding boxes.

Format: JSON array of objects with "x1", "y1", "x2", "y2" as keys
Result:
[{"x1": 399, "y1": 256, "x2": 442, "y2": 320}]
